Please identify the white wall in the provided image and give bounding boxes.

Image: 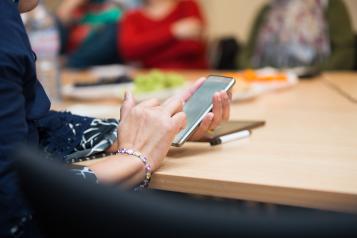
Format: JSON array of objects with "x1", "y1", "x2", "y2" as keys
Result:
[{"x1": 344, "y1": 0, "x2": 357, "y2": 32}]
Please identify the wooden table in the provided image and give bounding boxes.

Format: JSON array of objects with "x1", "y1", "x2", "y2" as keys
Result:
[
  {"x1": 324, "y1": 72, "x2": 357, "y2": 103},
  {"x1": 61, "y1": 70, "x2": 357, "y2": 213}
]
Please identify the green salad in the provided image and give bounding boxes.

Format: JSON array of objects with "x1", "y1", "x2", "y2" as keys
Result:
[{"x1": 134, "y1": 70, "x2": 185, "y2": 93}]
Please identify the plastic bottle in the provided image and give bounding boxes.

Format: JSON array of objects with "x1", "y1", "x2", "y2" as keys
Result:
[{"x1": 22, "y1": 1, "x2": 61, "y2": 102}]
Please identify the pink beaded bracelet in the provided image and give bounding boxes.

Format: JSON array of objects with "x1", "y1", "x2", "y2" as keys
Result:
[{"x1": 117, "y1": 148, "x2": 152, "y2": 190}]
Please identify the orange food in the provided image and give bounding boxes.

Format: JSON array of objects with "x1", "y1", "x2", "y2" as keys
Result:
[{"x1": 225, "y1": 70, "x2": 288, "y2": 83}]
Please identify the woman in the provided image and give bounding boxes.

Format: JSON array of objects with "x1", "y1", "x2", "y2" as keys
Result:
[
  {"x1": 0, "y1": 0, "x2": 231, "y2": 237},
  {"x1": 238, "y1": 0, "x2": 355, "y2": 70},
  {"x1": 119, "y1": 0, "x2": 208, "y2": 69}
]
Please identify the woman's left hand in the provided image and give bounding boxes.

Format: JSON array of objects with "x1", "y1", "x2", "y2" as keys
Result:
[{"x1": 180, "y1": 78, "x2": 232, "y2": 142}]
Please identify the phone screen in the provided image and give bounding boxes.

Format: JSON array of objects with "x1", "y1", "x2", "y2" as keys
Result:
[{"x1": 172, "y1": 75, "x2": 235, "y2": 147}]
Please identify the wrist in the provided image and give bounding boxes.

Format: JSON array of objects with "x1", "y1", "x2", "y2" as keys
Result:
[
  {"x1": 117, "y1": 148, "x2": 152, "y2": 190},
  {"x1": 105, "y1": 141, "x2": 119, "y2": 153},
  {"x1": 120, "y1": 154, "x2": 146, "y2": 179},
  {"x1": 171, "y1": 24, "x2": 182, "y2": 39},
  {"x1": 89, "y1": 153, "x2": 144, "y2": 186}
]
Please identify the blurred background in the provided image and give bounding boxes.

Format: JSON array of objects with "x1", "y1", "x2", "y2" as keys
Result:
[
  {"x1": 22, "y1": 0, "x2": 357, "y2": 102},
  {"x1": 36, "y1": 0, "x2": 357, "y2": 70},
  {"x1": 43, "y1": 0, "x2": 357, "y2": 42}
]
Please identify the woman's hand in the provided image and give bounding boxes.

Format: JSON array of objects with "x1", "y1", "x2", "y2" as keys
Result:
[
  {"x1": 118, "y1": 92, "x2": 186, "y2": 172},
  {"x1": 172, "y1": 17, "x2": 204, "y2": 40},
  {"x1": 94, "y1": 79, "x2": 231, "y2": 186},
  {"x1": 91, "y1": 92, "x2": 186, "y2": 186},
  {"x1": 181, "y1": 78, "x2": 232, "y2": 142},
  {"x1": 107, "y1": 77, "x2": 232, "y2": 153}
]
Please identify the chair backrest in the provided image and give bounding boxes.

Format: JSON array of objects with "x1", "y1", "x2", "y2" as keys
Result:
[
  {"x1": 210, "y1": 37, "x2": 240, "y2": 70},
  {"x1": 15, "y1": 147, "x2": 357, "y2": 238}
]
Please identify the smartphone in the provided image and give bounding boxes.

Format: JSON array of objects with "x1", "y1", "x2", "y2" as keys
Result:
[
  {"x1": 172, "y1": 75, "x2": 236, "y2": 147},
  {"x1": 205, "y1": 120, "x2": 265, "y2": 140}
]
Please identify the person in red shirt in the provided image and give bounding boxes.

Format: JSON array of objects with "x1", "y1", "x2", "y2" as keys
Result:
[{"x1": 119, "y1": 0, "x2": 208, "y2": 69}]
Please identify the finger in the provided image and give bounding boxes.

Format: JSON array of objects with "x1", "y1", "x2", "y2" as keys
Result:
[
  {"x1": 227, "y1": 90, "x2": 233, "y2": 101},
  {"x1": 137, "y1": 98, "x2": 160, "y2": 108},
  {"x1": 162, "y1": 97, "x2": 184, "y2": 116},
  {"x1": 162, "y1": 94, "x2": 180, "y2": 106},
  {"x1": 209, "y1": 92, "x2": 223, "y2": 130},
  {"x1": 189, "y1": 112, "x2": 213, "y2": 140},
  {"x1": 180, "y1": 77, "x2": 206, "y2": 102},
  {"x1": 222, "y1": 92, "x2": 230, "y2": 121},
  {"x1": 171, "y1": 112, "x2": 187, "y2": 133},
  {"x1": 120, "y1": 91, "x2": 136, "y2": 120}
]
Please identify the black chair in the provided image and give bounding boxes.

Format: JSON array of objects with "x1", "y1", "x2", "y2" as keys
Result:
[
  {"x1": 211, "y1": 37, "x2": 240, "y2": 70},
  {"x1": 15, "y1": 148, "x2": 357, "y2": 238}
]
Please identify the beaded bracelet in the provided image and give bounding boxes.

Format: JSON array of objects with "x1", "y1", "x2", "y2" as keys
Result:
[{"x1": 117, "y1": 148, "x2": 152, "y2": 190}]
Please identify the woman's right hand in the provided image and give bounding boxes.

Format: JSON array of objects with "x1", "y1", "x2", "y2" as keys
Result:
[
  {"x1": 172, "y1": 17, "x2": 204, "y2": 40},
  {"x1": 118, "y1": 92, "x2": 187, "y2": 172}
]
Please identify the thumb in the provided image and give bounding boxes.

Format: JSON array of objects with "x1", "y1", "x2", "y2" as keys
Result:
[{"x1": 120, "y1": 91, "x2": 136, "y2": 120}]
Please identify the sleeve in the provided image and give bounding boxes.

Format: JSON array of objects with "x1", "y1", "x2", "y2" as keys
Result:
[
  {"x1": 238, "y1": 5, "x2": 269, "y2": 69},
  {"x1": 0, "y1": 58, "x2": 28, "y2": 151},
  {"x1": 68, "y1": 165, "x2": 99, "y2": 184},
  {"x1": 36, "y1": 111, "x2": 119, "y2": 164},
  {"x1": 181, "y1": 0, "x2": 205, "y2": 22},
  {"x1": 66, "y1": 118, "x2": 119, "y2": 163},
  {"x1": 119, "y1": 12, "x2": 175, "y2": 61},
  {"x1": 320, "y1": 0, "x2": 355, "y2": 70}
]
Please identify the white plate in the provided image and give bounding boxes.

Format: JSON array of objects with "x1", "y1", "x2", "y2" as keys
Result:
[
  {"x1": 66, "y1": 104, "x2": 121, "y2": 118},
  {"x1": 62, "y1": 83, "x2": 132, "y2": 100},
  {"x1": 89, "y1": 64, "x2": 133, "y2": 79},
  {"x1": 62, "y1": 83, "x2": 189, "y2": 101}
]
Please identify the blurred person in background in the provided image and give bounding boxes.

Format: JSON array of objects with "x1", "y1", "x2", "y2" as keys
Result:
[
  {"x1": 119, "y1": 0, "x2": 143, "y2": 9},
  {"x1": 1, "y1": 0, "x2": 231, "y2": 237},
  {"x1": 238, "y1": 0, "x2": 355, "y2": 70},
  {"x1": 119, "y1": 0, "x2": 208, "y2": 69},
  {"x1": 56, "y1": 0, "x2": 124, "y2": 68}
]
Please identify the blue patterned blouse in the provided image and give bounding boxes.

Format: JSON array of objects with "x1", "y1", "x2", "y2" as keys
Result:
[{"x1": 0, "y1": 1, "x2": 118, "y2": 237}]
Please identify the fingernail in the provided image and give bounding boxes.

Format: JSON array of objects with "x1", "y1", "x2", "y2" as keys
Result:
[
  {"x1": 124, "y1": 91, "x2": 128, "y2": 100},
  {"x1": 208, "y1": 113, "x2": 214, "y2": 120}
]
